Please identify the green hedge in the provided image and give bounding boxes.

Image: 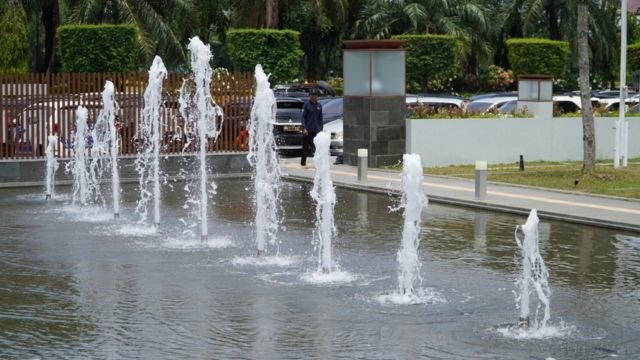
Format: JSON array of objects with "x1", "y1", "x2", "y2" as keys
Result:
[
  {"x1": 0, "y1": 4, "x2": 29, "y2": 75},
  {"x1": 628, "y1": 43, "x2": 640, "y2": 73},
  {"x1": 227, "y1": 29, "x2": 302, "y2": 84},
  {"x1": 506, "y1": 38, "x2": 569, "y2": 79},
  {"x1": 393, "y1": 34, "x2": 460, "y2": 93},
  {"x1": 57, "y1": 25, "x2": 138, "y2": 72}
]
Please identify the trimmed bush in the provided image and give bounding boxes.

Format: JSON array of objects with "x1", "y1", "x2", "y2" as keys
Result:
[
  {"x1": 226, "y1": 29, "x2": 303, "y2": 84},
  {"x1": 506, "y1": 38, "x2": 569, "y2": 79},
  {"x1": 628, "y1": 43, "x2": 640, "y2": 73},
  {"x1": 0, "y1": 4, "x2": 29, "y2": 75},
  {"x1": 57, "y1": 25, "x2": 138, "y2": 72},
  {"x1": 393, "y1": 35, "x2": 460, "y2": 93}
]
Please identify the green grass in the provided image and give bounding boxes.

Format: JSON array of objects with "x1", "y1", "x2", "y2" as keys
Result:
[{"x1": 420, "y1": 159, "x2": 640, "y2": 199}]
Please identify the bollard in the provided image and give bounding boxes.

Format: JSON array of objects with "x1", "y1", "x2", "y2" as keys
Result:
[
  {"x1": 519, "y1": 155, "x2": 525, "y2": 171},
  {"x1": 357, "y1": 148, "x2": 368, "y2": 181},
  {"x1": 475, "y1": 160, "x2": 487, "y2": 200}
]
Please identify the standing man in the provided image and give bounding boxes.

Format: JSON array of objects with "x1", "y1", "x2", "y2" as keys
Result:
[{"x1": 300, "y1": 89, "x2": 323, "y2": 168}]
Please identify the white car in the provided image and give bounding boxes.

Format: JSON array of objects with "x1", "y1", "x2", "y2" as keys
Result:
[
  {"x1": 323, "y1": 118, "x2": 343, "y2": 156},
  {"x1": 405, "y1": 95, "x2": 465, "y2": 112},
  {"x1": 12, "y1": 101, "x2": 100, "y2": 156},
  {"x1": 466, "y1": 96, "x2": 517, "y2": 114}
]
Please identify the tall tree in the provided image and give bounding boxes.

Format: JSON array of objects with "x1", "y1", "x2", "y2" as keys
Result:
[
  {"x1": 22, "y1": 0, "x2": 60, "y2": 73},
  {"x1": 577, "y1": 0, "x2": 595, "y2": 173},
  {"x1": 0, "y1": 1, "x2": 30, "y2": 74}
]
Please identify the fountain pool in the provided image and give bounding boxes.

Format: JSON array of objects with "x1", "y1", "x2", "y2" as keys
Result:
[{"x1": 1, "y1": 179, "x2": 639, "y2": 358}]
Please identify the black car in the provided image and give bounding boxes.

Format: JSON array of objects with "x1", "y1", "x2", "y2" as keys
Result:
[{"x1": 273, "y1": 97, "x2": 305, "y2": 156}]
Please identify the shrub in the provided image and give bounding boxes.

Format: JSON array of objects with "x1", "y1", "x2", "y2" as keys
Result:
[
  {"x1": 0, "y1": 4, "x2": 29, "y2": 75},
  {"x1": 393, "y1": 35, "x2": 460, "y2": 93},
  {"x1": 628, "y1": 43, "x2": 640, "y2": 74},
  {"x1": 506, "y1": 38, "x2": 569, "y2": 79},
  {"x1": 57, "y1": 24, "x2": 138, "y2": 72},
  {"x1": 226, "y1": 29, "x2": 303, "y2": 85}
]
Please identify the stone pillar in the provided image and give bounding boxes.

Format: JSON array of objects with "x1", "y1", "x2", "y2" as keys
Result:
[{"x1": 342, "y1": 40, "x2": 406, "y2": 168}]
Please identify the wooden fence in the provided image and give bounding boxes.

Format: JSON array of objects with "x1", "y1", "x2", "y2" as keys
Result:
[{"x1": 0, "y1": 72, "x2": 255, "y2": 160}]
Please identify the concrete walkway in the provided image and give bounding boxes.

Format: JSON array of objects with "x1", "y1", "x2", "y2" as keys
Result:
[{"x1": 280, "y1": 158, "x2": 640, "y2": 233}]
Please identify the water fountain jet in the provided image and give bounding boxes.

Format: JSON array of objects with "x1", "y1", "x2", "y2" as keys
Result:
[
  {"x1": 515, "y1": 209, "x2": 551, "y2": 331},
  {"x1": 397, "y1": 154, "x2": 428, "y2": 296},
  {"x1": 179, "y1": 37, "x2": 224, "y2": 241},
  {"x1": 45, "y1": 135, "x2": 58, "y2": 200},
  {"x1": 248, "y1": 64, "x2": 281, "y2": 257},
  {"x1": 310, "y1": 132, "x2": 335, "y2": 273},
  {"x1": 135, "y1": 56, "x2": 168, "y2": 226}
]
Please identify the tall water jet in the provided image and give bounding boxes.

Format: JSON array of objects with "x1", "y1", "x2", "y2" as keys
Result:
[
  {"x1": 179, "y1": 37, "x2": 224, "y2": 240},
  {"x1": 397, "y1": 154, "x2": 428, "y2": 295},
  {"x1": 135, "y1": 56, "x2": 168, "y2": 226},
  {"x1": 310, "y1": 132, "x2": 335, "y2": 273},
  {"x1": 44, "y1": 135, "x2": 59, "y2": 200},
  {"x1": 67, "y1": 106, "x2": 90, "y2": 205},
  {"x1": 248, "y1": 64, "x2": 281, "y2": 256},
  {"x1": 515, "y1": 209, "x2": 551, "y2": 330},
  {"x1": 91, "y1": 81, "x2": 120, "y2": 216}
]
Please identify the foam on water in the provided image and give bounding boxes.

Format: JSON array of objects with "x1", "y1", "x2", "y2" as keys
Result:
[
  {"x1": 93, "y1": 223, "x2": 159, "y2": 237},
  {"x1": 231, "y1": 255, "x2": 299, "y2": 267},
  {"x1": 300, "y1": 269, "x2": 356, "y2": 284},
  {"x1": 376, "y1": 287, "x2": 446, "y2": 305},
  {"x1": 495, "y1": 321, "x2": 575, "y2": 339},
  {"x1": 140, "y1": 235, "x2": 235, "y2": 250},
  {"x1": 54, "y1": 205, "x2": 114, "y2": 223}
]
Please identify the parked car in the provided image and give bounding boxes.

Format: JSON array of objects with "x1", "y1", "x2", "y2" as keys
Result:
[
  {"x1": 273, "y1": 97, "x2": 305, "y2": 156},
  {"x1": 466, "y1": 96, "x2": 517, "y2": 114},
  {"x1": 11, "y1": 101, "x2": 101, "y2": 156},
  {"x1": 323, "y1": 118, "x2": 343, "y2": 156},
  {"x1": 273, "y1": 81, "x2": 336, "y2": 98},
  {"x1": 405, "y1": 95, "x2": 465, "y2": 112}
]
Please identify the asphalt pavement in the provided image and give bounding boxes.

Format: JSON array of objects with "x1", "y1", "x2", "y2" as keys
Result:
[{"x1": 280, "y1": 157, "x2": 640, "y2": 233}]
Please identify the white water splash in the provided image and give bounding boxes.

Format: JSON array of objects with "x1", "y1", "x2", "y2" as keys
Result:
[
  {"x1": 300, "y1": 269, "x2": 356, "y2": 284},
  {"x1": 515, "y1": 209, "x2": 552, "y2": 331},
  {"x1": 66, "y1": 106, "x2": 90, "y2": 205},
  {"x1": 396, "y1": 153, "x2": 428, "y2": 295},
  {"x1": 310, "y1": 132, "x2": 336, "y2": 273},
  {"x1": 88, "y1": 81, "x2": 119, "y2": 214},
  {"x1": 231, "y1": 255, "x2": 299, "y2": 267},
  {"x1": 248, "y1": 64, "x2": 281, "y2": 256},
  {"x1": 179, "y1": 36, "x2": 224, "y2": 240},
  {"x1": 135, "y1": 56, "x2": 168, "y2": 225},
  {"x1": 376, "y1": 287, "x2": 445, "y2": 305},
  {"x1": 44, "y1": 135, "x2": 59, "y2": 200}
]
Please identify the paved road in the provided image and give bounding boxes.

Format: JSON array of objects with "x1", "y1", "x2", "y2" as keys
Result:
[{"x1": 280, "y1": 158, "x2": 640, "y2": 233}]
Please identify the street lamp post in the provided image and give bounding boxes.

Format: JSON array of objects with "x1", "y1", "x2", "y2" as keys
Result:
[{"x1": 616, "y1": 0, "x2": 629, "y2": 168}]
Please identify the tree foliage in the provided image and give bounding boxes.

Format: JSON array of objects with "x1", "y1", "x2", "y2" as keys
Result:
[
  {"x1": 57, "y1": 24, "x2": 138, "y2": 72},
  {"x1": 227, "y1": 29, "x2": 303, "y2": 84},
  {"x1": 506, "y1": 38, "x2": 569, "y2": 79},
  {"x1": 0, "y1": 2, "x2": 30, "y2": 74}
]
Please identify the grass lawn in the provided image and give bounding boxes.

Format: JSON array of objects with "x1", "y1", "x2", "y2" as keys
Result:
[{"x1": 421, "y1": 159, "x2": 640, "y2": 199}]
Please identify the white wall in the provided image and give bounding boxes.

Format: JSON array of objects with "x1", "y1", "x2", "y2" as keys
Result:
[{"x1": 406, "y1": 117, "x2": 640, "y2": 167}]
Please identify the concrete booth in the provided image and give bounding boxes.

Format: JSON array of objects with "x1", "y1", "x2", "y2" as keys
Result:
[{"x1": 342, "y1": 40, "x2": 406, "y2": 167}]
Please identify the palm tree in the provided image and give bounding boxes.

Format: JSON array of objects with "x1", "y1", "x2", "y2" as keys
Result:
[
  {"x1": 577, "y1": 0, "x2": 595, "y2": 172},
  {"x1": 350, "y1": 0, "x2": 492, "y2": 75},
  {"x1": 69, "y1": 0, "x2": 209, "y2": 68},
  {"x1": 21, "y1": 0, "x2": 60, "y2": 73}
]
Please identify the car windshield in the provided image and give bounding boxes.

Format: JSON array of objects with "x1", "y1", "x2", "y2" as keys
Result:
[
  {"x1": 498, "y1": 100, "x2": 517, "y2": 113},
  {"x1": 323, "y1": 98, "x2": 343, "y2": 117},
  {"x1": 277, "y1": 101, "x2": 303, "y2": 109},
  {"x1": 466, "y1": 102, "x2": 492, "y2": 113}
]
